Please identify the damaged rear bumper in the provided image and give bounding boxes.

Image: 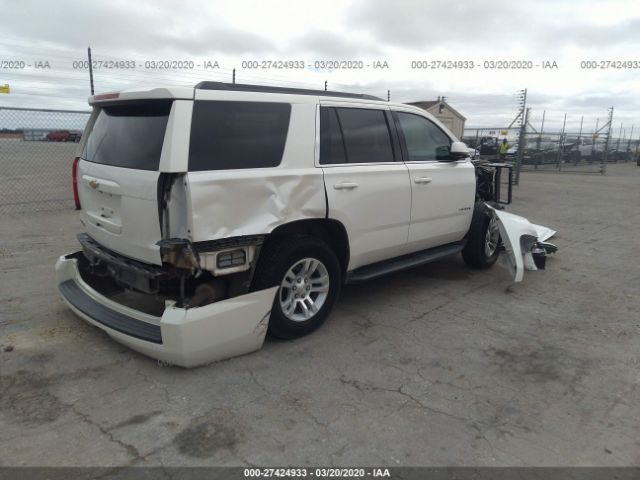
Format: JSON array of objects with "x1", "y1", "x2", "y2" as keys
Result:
[{"x1": 55, "y1": 253, "x2": 277, "y2": 367}]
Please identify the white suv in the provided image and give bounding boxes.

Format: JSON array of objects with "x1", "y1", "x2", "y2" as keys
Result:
[{"x1": 56, "y1": 82, "x2": 552, "y2": 367}]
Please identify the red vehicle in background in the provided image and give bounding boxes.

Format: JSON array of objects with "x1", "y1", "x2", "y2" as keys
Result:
[{"x1": 46, "y1": 130, "x2": 81, "y2": 142}]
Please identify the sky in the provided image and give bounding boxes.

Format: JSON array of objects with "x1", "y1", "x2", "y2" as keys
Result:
[{"x1": 1, "y1": 0, "x2": 640, "y2": 134}]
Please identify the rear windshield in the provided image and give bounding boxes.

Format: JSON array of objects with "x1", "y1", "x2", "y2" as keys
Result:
[
  {"x1": 188, "y1": 101, "x2": 291, "y2": 171},
  {"x1": 82, "y1": 101, "x2": 171, "y2": 170}
]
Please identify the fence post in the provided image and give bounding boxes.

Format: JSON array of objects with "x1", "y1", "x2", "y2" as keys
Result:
[
  {"x1": 514, "y1": 107, "x2": 529, "y2": 185},
  {"x1": 601, "y1": 107, "x2": 614, "y2": 175},
  {"x1": 557, "y1": 113, "x2": 566, "y2": 171},
  {"x1": 615, "y1": 122, "x2": 623, "y2": 163}
]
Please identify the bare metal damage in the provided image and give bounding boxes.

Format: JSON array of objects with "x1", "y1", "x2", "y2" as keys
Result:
[{"x1": 487, "y1": 205, "x2": 558, "y2": 283}]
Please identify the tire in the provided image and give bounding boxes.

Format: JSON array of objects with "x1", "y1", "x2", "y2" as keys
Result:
[
  {"x1": 462, "y1": 202, "x2": 500, "y2": 269},
  {"x1": 251, "y1": 235, "x2": 342, "y2": 339}
]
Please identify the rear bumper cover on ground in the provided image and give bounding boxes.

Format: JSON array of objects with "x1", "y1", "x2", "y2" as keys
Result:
[{"x1": 55, "y1": 253, "x2": 277, "y2": 367}]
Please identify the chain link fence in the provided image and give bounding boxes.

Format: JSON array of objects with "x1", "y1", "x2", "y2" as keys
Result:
[
  {"x1": 517, "y1": 131, "x2": 639, "y2": 173},
  {"x1": 464, "y1": 110, "x2": 640, "y2": 176},
  {"x1": 3, "y1": 105, "x2": 639, "y2": 215},
  {"x1": 0, "y1": 106, "x2": 90, "y2": 214}
]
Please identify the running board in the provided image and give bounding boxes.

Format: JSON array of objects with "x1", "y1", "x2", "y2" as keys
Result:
[{"x1": 345, "y1": 242, "x2": 465, "y2": 284}]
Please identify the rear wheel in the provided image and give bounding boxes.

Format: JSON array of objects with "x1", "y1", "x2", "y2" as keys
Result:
[
  {"x1": 462, "y1": 203, "x2": 501, "y2": 269},
  {"x1": 251, "y1": 235, "x2": 342, "y2": 339}
]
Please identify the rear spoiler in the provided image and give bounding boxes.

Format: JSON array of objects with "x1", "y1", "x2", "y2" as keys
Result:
[{"x1": 89, "y1": 87, "x2": 194, "y2": 105}]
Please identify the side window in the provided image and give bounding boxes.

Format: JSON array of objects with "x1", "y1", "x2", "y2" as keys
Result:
[
  {"x1": 336, "y1": 108, "x2": 395, "y2": 163},
  {"x1": 320, "y1": 107, "x2": 347, "y2": 165},
  {"x1": 395, "y1": 112, "x2": 451, "y2": 161},
  {"x1": 189, "y1": 101, "x2": 291, "y2": 171}
]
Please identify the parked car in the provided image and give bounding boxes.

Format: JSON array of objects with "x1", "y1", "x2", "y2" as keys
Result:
[
  {"x1": 478, "y1": 136, "x2": 499, "y2": 156},
  {"x1": 574, "y1": 137, "x2": 616, "y2": 160},
  {"x1": 46, "y1": 130, "x2": 81, "y2": 142},
  {"x1": 56, "y1": 82, "x2": 554, "y2": 367}
]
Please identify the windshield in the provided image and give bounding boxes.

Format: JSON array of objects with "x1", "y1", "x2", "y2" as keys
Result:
[{"x1": 82, "y1": 101, "x2": 172, "y2": 170}]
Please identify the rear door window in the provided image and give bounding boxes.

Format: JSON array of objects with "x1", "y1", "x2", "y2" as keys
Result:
[
  {"x1": 335, "y1": 108, "x2": 395, "y2": 163},
  {"x1": 83, "y1": 101, "x2": 171, "y2": 171},
  {"x1": 189, "y1": 101, "x2": 291, "y2": 171}
]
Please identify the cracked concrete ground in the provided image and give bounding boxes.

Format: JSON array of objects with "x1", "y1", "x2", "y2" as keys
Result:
[{"x1": 1, "y1": 163, "x2": 639, "y2": 467}]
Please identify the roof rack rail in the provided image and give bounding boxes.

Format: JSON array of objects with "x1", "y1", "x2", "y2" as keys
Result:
[{"x1": 194, "y1": 81, "x2": 383, "y2": 101}]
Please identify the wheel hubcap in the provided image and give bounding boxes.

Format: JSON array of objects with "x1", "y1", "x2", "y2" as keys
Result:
[
  {"x1": 484, "y1": 217, "x2": 500, "y2": 257},
  {"x1": 279, "y1": 258, "x2": 330, "y2": 322}
]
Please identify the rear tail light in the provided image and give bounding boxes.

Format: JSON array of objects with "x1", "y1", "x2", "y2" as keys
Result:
[{"x1": 72, "y1": 157, "x2": 81, "y2": 210}]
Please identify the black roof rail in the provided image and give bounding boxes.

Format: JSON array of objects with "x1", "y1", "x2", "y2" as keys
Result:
[{"x1": 194, "y1": 81, "x2": 383, "y2": 101}]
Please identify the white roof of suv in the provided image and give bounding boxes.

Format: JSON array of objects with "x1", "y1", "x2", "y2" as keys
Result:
[{"x1": 89, "y1": 82, "x2": 398, "y2": 108}]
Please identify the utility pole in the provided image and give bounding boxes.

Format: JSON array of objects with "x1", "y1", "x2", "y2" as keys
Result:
[
  {"x1": 87, "y1": 47, "x2": 94, "y2": 95},
  {"x1": 324, "y1": 80, "x2": 327, "y2": 91},
  {"x1": 232, "y1": 68, "x2": 236, "y2": 84}
]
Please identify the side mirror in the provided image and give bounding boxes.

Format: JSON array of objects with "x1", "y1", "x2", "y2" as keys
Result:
[{"x1": 437, "y1": 141, "x2": 469, "y2": 162}]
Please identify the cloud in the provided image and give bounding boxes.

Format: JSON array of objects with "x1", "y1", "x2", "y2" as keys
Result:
[
  {"x1": 291, "y1": 28, "x2": 382, "y2": 58},
  {"x1": 345, "y1": 0, "x2": 640, "y2": 51},
  {"x1": 1, "y1": 0, "x2": 639, "y2": 132},
  {"x1": 346, "y1": 0, "x2": 530, "y2": 48},
  {"x1": 2, "y1": 0, "x2": 276, "y2": 55}
]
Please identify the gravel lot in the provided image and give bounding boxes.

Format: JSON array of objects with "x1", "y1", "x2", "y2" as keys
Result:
[{"x1": 1, "y1": 163, "x2": 639, "y2": 467}]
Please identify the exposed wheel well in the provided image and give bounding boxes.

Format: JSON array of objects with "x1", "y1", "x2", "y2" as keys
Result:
[{"x1": 266, "y1": 219, "x2": 350, "y2": 274}]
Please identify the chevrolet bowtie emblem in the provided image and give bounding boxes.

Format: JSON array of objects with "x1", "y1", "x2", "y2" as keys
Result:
[{"x1": 89, "y1": 180, "x2": 99, "y2": 189}]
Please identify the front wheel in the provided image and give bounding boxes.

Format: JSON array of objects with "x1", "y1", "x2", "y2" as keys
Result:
[
  {"x1": 462, "y1": 203, "x2": 501, "y2": 269},
  {"x1": 251, "y1": 235, "x2": 342, "y2": 339}
]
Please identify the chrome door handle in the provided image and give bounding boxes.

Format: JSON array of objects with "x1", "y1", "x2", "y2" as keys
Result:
[
  {"x1": 333, "y1": 181, "x2": 359, "y2": 190},
  {"x1": 414, "y1": 177, "x2": 433, "y2": 184}
]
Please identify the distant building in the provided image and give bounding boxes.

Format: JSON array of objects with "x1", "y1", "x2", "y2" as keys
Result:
[{"x1": 406, "y1": 97, "x2": 466, "y2": 139}]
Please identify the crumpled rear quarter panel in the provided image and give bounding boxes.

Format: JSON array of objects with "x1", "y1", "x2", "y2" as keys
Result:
[{"x1": 188, "y1": 168, "x2": 326, "y2": 241}]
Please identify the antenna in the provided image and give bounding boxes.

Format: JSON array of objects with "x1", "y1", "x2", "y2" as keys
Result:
[{"x1": 87, "y1": 47, "x2": 94, "y2": 95}]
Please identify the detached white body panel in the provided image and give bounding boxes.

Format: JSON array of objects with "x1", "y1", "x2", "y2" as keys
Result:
[
  {"x1": 56, "y1": 254, "x2": 277, "y2": 367},
  {"x1": 489, "y1": 206, "x2": 556, "y2": 283}
]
